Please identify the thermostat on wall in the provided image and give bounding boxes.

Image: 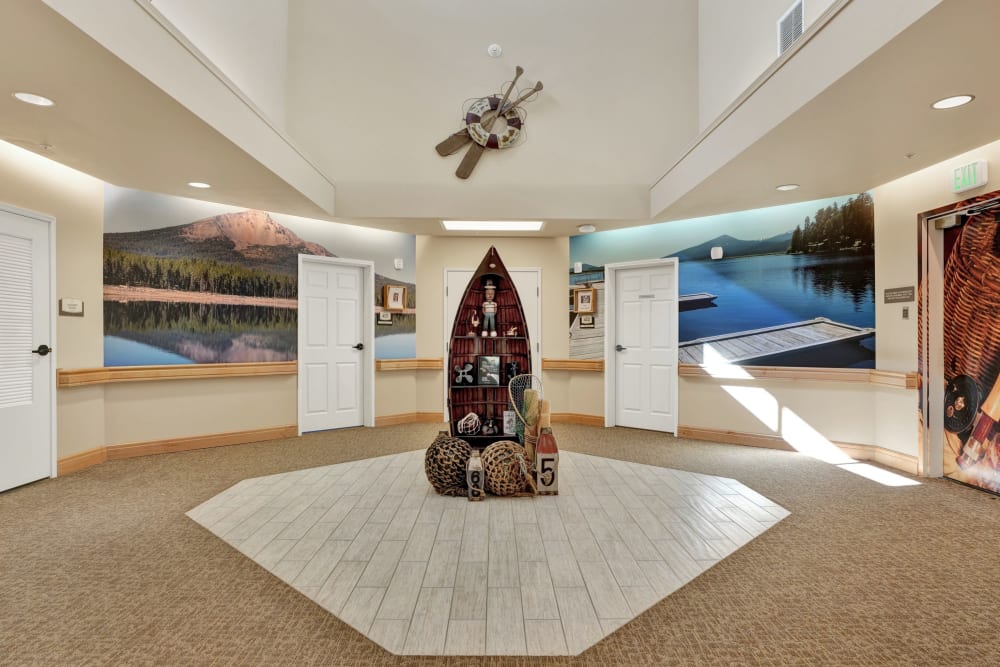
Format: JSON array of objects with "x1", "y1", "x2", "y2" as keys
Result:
[{"x1": 59, "y1": 298, "x2": 84, "y2": 316}]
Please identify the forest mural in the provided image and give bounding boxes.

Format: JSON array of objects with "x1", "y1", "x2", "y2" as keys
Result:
[
  {"x1": 103, "y1": 186, "x2": 416, "y2": 366},
  {"x1": 569, "y1": 193, "x2": 875, "y2": 367}
]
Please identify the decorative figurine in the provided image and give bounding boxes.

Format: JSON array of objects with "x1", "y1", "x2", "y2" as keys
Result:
[
  {"x1": 482, "y1": 279, "x2": 498, "y2": 337},
  {"x1": 535, "y1": 427, "x2": 559, "y2": 495},
  {"x1": 467, "y1": 451, "x2": 484, "y2": 501},
  {"x1": 454, "y1": 362, "x2": 475, "y2": 385},
  {"x1": 505, "y1": 325, "x2": 518, "y2": 336},
  {"x1": 482, "y1": 418, "x2": 498, "y2": 435},
  {"x1": 469, "y1": 313, "x2": 480, "y2": 337}
]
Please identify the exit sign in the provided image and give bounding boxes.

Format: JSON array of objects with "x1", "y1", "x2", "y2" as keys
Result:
[{"x1": 952, "y1": 160, "x2": 988, "y2": 194}]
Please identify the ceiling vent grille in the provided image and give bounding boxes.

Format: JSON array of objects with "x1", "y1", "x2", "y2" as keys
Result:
[{"x1": 777, "y1": 0, "x2": 804, "y2": 55}]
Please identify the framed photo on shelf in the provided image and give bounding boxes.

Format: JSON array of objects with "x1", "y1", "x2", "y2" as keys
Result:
[
  {"x1": 578, "y1": 314, "x2": 595, "y2": 329},
  {"x1": 377, "y1": 311, "x2": 393, "y2": 325},
  {"x1": 477, "y1": 355, "x2": 501, "y2": 386},
  {"x1": 383, "y1": 284, "x2": 407, "y2": 311},
  {"x1": 574, "y1": 287, "x2": 596, "y2": 314}
]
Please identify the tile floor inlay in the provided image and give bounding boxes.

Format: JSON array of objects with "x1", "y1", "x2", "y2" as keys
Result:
[{"x1": 187, "y1": 450, "x2": 788, "y2": 656}]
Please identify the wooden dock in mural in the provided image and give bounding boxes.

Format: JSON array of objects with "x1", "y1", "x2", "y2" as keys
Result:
[
  {"x1": 679, "y1": 292, "x2": 718, "y2": 311},
  {"x1": 677, "y1": 317, "x2": 875, "y2": 365}
]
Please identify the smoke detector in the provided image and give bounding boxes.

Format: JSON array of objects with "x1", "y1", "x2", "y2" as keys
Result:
[{"x1": 487, "y1": 43, "x2": 502, "y2": 58}]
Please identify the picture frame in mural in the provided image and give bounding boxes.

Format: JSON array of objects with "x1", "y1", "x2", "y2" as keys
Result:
[
  {"x1": 383, "y1": 284, "x2": 407, "y2": 311},
  {"x1": 477, "y1": 355, "x2": 501, "y2": 386},
  {"x1": 579, "y1": 314, "x2": 595, "y2": 328},
  {"x1": 575, "y1": 287, "x2": 596, "y2": 313},
  {"x1": 377, "y1": 311, "x2": 393, "y2": 325}
]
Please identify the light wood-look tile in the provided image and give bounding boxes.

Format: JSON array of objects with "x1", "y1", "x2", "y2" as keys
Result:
[{"x1": 189, "y1": 450, "x2": 786, "y2": 656}]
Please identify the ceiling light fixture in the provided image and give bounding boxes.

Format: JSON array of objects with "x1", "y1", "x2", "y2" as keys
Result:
[
  {"x1": 12, "y1": 92, "x2": 54, "y2": 107},
  {"x1": 187, "y1": 181, "x2": 211, "y2": 189},
  {"x1": 577, "y1": 224, "x2": 596, "y2": 233},
  {"x1": 932, "y1": 94, "x2": 974, "y2": 110},
  {"x1": 775, "y1": 184, "x2": 799, "y2": 191},
  {"x1": 442, "y1": 220, "x2": 544, "y2": 232}
]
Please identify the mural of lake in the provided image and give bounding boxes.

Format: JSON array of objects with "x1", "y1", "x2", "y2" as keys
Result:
[
  {"x1": 678, "y1": 253, "x2": 875, "y2": 367},
  {"x1": 104, "y1": 301, "x2": 417, "y2": 366}
]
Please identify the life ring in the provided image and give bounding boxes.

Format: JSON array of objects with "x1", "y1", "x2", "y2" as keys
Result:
[{"x1": 465, "y1": 95, "x2": 522, "y2": 149}]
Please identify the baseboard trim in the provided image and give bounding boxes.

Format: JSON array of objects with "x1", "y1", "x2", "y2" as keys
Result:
[
  {"x1": 57, "y1": 425, "x2": 297, "y2": 475},
  {"x1": 678, "y1": 426, "x2": 919, "y2": 474},
  {"x1": 552, "y1": 413, "x2": 605, "y2": 427},
  {"x1": 375, "y1": 412, "x2": 445, "y2": 427},
  {"x1": 57, "y1": 447, "x2": 108, "y2": 476},
  {"x1": 106, "y1": 425, "x2": 298, "y2": 461}
]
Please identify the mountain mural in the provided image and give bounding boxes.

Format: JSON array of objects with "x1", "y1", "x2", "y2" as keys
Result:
[
  {"x1": 105, "y1": 210, "x2": 333, "y2": 276},
  {"x1": 666, "y1": 232, "x2": 794, "y2": 261}
]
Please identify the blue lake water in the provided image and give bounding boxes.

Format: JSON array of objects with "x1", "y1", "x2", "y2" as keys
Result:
[
  {"x1": 105, "y1": 336, "x2": 194, "y2": 366},
  {"x1": 678, "y1": 253, "x2": 875, "y2": 367}
]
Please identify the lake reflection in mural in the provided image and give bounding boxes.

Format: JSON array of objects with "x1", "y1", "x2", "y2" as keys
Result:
[{"x1": 104, "y1": 301, "x2": 297, "y2": 365}]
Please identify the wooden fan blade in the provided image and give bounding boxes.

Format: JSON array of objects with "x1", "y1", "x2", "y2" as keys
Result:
[{"x1": 455, "y1": 142, "x2": 486, "y2": 180}]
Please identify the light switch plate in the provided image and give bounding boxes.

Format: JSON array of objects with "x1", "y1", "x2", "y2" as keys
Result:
[{"x1": 394, "y1": 258, "x2": 404, "y2": 270}]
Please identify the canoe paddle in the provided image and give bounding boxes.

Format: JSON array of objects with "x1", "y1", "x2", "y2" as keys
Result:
[
  {"x1": 456, "y1": 67, "x2": 523, "y2": 180},
  {"x1": 435, "y1": 80, "x2": 543, "y2": 157}
]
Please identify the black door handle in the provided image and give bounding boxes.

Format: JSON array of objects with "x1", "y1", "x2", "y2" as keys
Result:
[
  {"x1": 615, "y1": 344, "x2": 626, "y2": 352},
  {"x1": 32, "y1": 344, "x2": 52, "y2": 356},
  {"x1": 353, "y1": 343, "x2": 364, "y2": 350}
]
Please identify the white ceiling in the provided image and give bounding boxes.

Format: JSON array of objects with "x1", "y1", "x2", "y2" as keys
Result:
[{"x1": 3, "y1": 0, "x2": 1000, "y2": 236}]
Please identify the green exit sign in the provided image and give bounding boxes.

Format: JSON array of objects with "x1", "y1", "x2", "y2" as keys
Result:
[{"x1": 952, "y1": 160, "x2": 988, "y2": 194}]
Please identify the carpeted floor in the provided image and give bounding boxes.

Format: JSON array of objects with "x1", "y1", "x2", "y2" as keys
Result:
[{"x1": 2, "y1": 423, "x2": 999, "y2": 666}]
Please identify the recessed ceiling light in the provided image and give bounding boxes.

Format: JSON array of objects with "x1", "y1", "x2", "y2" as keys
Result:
[
  {"x1": 13, "y1": 92, "x2": 54, "y2": 107},
  {"x1": 187, "y1": 181, "x2": 211, "y2": 189},
  {"x1": 775, "y1": 184, "x2": 799, "y2": 191},
  {"x1": 442, "y1": 220, "x2": 544, "y2": 231},
  {"x1": 932, "y1": 94, "x2": 974, "y2": 110},
  {"x1": 577, "y1": 224, "x2": 596, "y2": 233}
]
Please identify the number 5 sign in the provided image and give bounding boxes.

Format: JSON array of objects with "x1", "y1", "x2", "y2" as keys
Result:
[{"x1": 535, "y1": 427, "x2": 559, "y2": 495}]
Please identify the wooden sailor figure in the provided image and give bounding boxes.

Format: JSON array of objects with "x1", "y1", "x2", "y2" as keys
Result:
[
  {"x1": 481, "y1": 279, "x2": 498, "y2": 337},
  {"x1": 535, "y1": 427, "x2": 559, "y2": 495},
  {"x1": 467, "y1": 450, "x2": 485, "y2": 501}
]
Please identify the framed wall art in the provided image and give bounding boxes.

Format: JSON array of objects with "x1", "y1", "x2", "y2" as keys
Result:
[
  {"x1": 477, "y1": 355, "x2": 501, "y2": 385},
  {"x1": 578, "y1": 314, "x2": 595, "y2": 328},
  {"x1": 574, "y1": 287, "x2": 596, "y2": 314},
  {"x1": 377, "y1": 311, "x2": 393, "y2": 325},
  {"x1": 383, "y1": 284, "x2": 407, "y2": 311}
]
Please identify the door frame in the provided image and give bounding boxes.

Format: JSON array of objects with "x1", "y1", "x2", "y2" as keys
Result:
[
  {"x1": 296, "y1": 254, "x2": 375, "y2": 435},
  {"x1": 0, "y1": 201, "x2": 57, "y2": 479},
  {"x1": 603, "y1": 258, "x2": 678, "y2": 429},
  {"x1": 443, "y1": 267, "x2": 542, "y2": 424}
]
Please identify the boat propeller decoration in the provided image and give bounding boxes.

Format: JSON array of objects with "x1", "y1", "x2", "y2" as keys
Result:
[{"x1": 435, "y1": 66, "x2": 543, "y2": 180}]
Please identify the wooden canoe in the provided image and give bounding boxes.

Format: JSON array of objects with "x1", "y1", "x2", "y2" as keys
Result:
[{"x1": 448, "y1": 246, "x2": 531, "y2": 447}]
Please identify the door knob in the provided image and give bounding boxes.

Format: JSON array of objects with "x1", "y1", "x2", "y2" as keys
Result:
[
  {"x1": 615, "y1": 344, "x2": 626, "y2": 352},
  {"x1": 32, "y1": 344, "x2": 52, "y2": 356},
  {"x1": 353, "y1": 343, "x2": 364, "y2": 350}
]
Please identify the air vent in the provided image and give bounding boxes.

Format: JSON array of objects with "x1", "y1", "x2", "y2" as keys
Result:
[{"x1": 777, "y1": 0, "x2": 804, "y2": 55}]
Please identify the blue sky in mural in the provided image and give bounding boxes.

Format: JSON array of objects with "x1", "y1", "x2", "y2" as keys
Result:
[{"x1": 570, "y1": 195, "x2": 851, "y2": 267}]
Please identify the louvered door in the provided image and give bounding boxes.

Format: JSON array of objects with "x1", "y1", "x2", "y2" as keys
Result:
[{"x1": 0, "y1": 205, "x2": 53, "y2": 492}]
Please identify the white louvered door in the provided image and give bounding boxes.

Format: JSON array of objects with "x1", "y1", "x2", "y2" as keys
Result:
[{"x1": 0, "y1": 206, "x2": 53, "y2": 492}]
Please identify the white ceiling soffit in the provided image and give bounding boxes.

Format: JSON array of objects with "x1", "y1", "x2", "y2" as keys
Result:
[
  {"x1": 650, "y1": 0, "x2": 955, "y2": 221},
  {"x1": 37, "y1": 0, "x2": 334, "y2": 217}
]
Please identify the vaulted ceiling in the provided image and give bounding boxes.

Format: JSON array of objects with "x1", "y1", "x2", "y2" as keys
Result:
[{"x1": 2, "y1": 0, "x2": 999, "y2": 236}]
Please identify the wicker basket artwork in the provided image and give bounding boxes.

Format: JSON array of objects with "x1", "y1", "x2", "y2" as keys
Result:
[
  {"x1": 425, "y1": 431, "x2": 472, "y2": 496},
  {"x1": 942, "y1": 213, "x2": 1000, "y2": 393},
  {"x1": 481, "y1": 440, "x2": 531, "y2": 496}
]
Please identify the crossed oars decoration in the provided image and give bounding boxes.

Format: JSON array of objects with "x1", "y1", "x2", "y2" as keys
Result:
[{"x1": 436, "y1": 66, "x2": 543, "y2": 180}]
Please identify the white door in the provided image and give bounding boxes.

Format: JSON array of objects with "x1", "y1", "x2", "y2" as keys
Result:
[
  {"x1": 0, "y1": 205, "x2": 54, "y2": 492},
  {"x1": 612, "y1": 262, "x2": 678, "y2": 432},
  {"x1": 444, "y1": 268, "x2": 541, "y2": 422},
  {"x1": 298, "y1": 257, "x2": 371, "y2": 433}
]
